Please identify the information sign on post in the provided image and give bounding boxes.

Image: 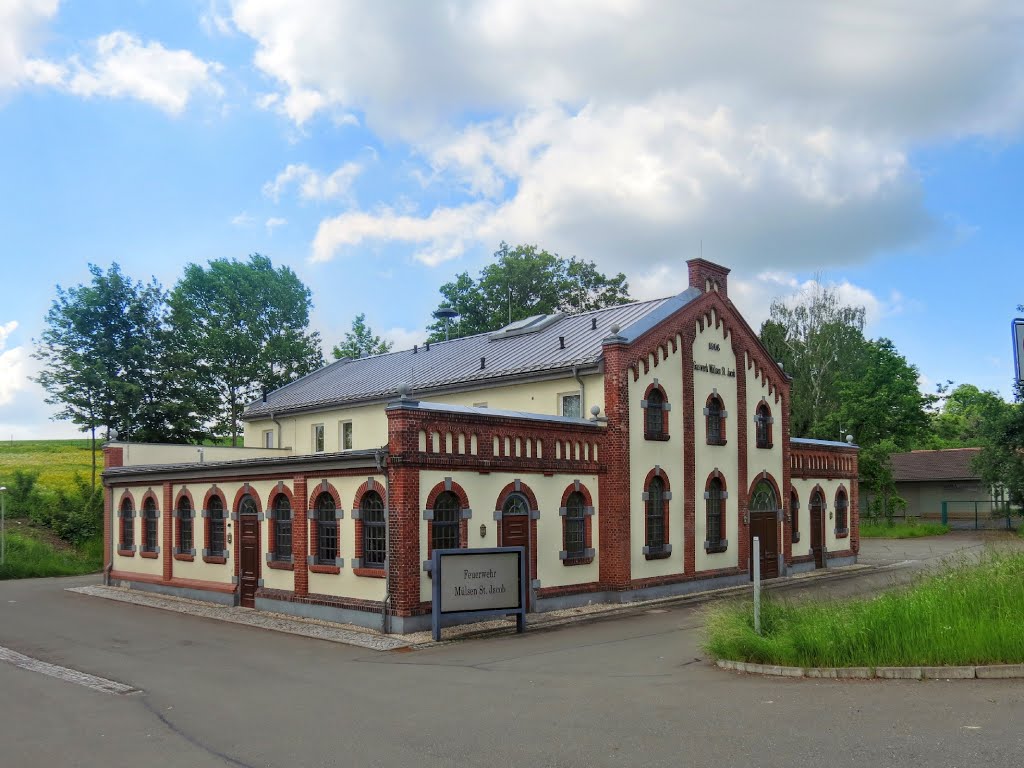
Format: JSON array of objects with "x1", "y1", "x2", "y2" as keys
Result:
[
  {"x1": 1013, "y1": 319, "x2": 1024, "y2": 387},
  {"x1": 431, "y1": 547, "x2": 527, "y2": 641}
]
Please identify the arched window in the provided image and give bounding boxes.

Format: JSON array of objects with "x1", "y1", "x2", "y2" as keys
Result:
[
  {"x1": 361, "y1": 490, "x2": 386, "y2": 568},
  {"x1": 705, "y1": 394, "x2": 726, "y2": 445},
  {"x1": 502, "y1": 492, "x2": 529, "y2": 518},
  {"x1": 644, "y1": 476, "x2": 668, "y2": 555},
  {"x1": 563, "y1": 491, "x2": 586, "y2": 558},
  {"x1": 207, "y1": 495, "x2": 227, "y2": 559},
  {"x1": 120, "y1": 497, "x2": 134, "y2": 551},
  {"x1": 750, "y1": 480, "x2": 778, "y2": 513},
  {"x1": 315, "y1": 492, "x2": 338, "y2": 565},
  {"x1": 790, "y1": 489, "x2": 800, "y2": 543},
  {"x1": 755, "y1": 402, "x2": 773, "y2": 449},
  {"x1": 272, "y1": 494, "x2": 292, "y2": 562},
  {"x1": 142, "y1": 497, "x2": 159, "y2": 553},
  {"x1": 705, "y1": 477, "x2": 726, "y2": 552},
  {"x1": 177, "y1": 496, "x2": 193, "y2": 554},
  {"x1": 432, "y1": 491, "x2": 461, "y2": 551},
  {"x1": 643, "y1": 385, "x2": 669, "y2": 440},
  {"x1": 835, "y1": 488, "x2": 849, "y2": 536},
  {"x1": 809, "y1": 489, "x2": 826, "y2": 523}
]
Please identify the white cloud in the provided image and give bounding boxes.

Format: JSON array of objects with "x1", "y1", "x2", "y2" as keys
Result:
[
  {"x1": 0, "y1": 0, "x2": 59, "y2": 90},
  {"x1": 228, "y1": 1, "x2": 1024, "y2": 277},
  {"x1": 262, "y1": 161, "x2": 362, "y2": 203},
  {"x1": 265, "y1": 216, "x2": 286, "y2": 234},
  {"x1": 231, "y1": 211, "x2": 254, "y2": 226},
  {"x1": 0, "y1": 321, "x2": 29, "y2": 407},
  {"x1": 29, "y1": 31, "x2": 223, "y2": 114},
  {"x1": 200, "y1": 0, "x2": 235, "y2": 37},
  {"x1": 382, "y1": 326, "x2": 426, "y2": 352}
]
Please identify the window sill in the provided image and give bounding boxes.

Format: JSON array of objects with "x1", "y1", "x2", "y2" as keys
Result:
[
  {"x1": 140, "y1": 550, "x2": 159, "y2": 559},
  {"x1": 706, "y1": 439, "x2": 728, "y2": 447},
  {"x1": 756, "y1": 442, "x2": 773, "y2": 450},
  {"x1": 267, "y1": 559, "x2": 295, "y2": 571},
  {"x1": 203, "y1": 555, "x2": 227, "y2": 564},
  {"x1": 704, "y1": 543, "x2": 728, "y2": 554},
  {"x1": 835, "y1": 529, "x2": 849, "y2": 538},
  {"x1": 173, "y1": 553, "x2": 195, "y2": 562},
  {"x1": 792, "y1": 531, "x2": 801, "y2": 544},
  {"x1": 354, "y1": 567, "x2": 386, "y2": 579},
  {"x1": 117, "y1": 548, "x2": 135, "y2": 557},
  {"x1": 561, "y1": 556, "x2": 595, "y2": 567},
  {"x1": 644, "y1": 433, "x2": 670, "y2": 442},
  {"x1": 644, "y1": 550, "x2": 672, "y2": 561},
  {"x1": 309, "y1": 563, "x2": 341, "y2": 575}
]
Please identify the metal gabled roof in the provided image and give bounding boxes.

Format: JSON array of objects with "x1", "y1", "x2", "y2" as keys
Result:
[{"x1": 244, "y1": 297, "x2": 672, "y2": 419}]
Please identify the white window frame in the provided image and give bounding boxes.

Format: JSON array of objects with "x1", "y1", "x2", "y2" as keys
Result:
[
  {"x1": 313, "y1": 423, "x2": 325, "y2": 453},
  {"x1": 340, "y1": 420, "x2": 353, "y2": 451},
  {"x1": 263, "y1": 429, "x2": 275, "y2": 449},
  {"x1": 559, "y1": 391, "x2": 582, "y2": 418}
]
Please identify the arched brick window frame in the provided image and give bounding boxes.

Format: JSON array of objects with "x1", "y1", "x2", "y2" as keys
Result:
[
  {"x1": 173, "y1": 487, "x2": 196, "y2": 560},
  {"x1": 641, "y1": 381, "x2": 671, "y2": 441},
  {"x1": 748, "y1": 473, "x2": 783, "y2": 515},
  {"x1": 703, "y1": 471, "x2": 729, "y2": 553},
  {"x1": 755, "y1": 401, "x2": 774, "y2": 449},
  {"x1": 352, "y1": 478, "x2": 386, "y2": 577},
  {"x1": 423, "y1": 479, "x2": 470, "y2": 573},
  {"x1": 202, "y1": 487, "x2": 231, "y2": 564},
  {"x1": 835, "y1": 486, "x2": 849, "y2": 538},
  {"x1": 642, "y1": 467, "x2": 672, "y2": 559},
  {"x1": 704, "y1": 392, "x2": 727, "y2": 446},
  {"x1": 493, "y1": 481, "x2": 540, "y2": 582},
  {"x1": 808, "y1": 484, "x2": 827, "y2": 545},
  {"x1": 139, "y1": 490, "x2": 160, "y2": 558},
  {"x1": 117, "y1": 491, "x2": 136, "y2": 556},
  {"x1": 790, "y1": 488, "x2": 801, "y2": 544},
  {"x1": 266, "y1": 484, "x2": 295, "y2": 569},
  {"x1": 558, "y1": 481, "x2": 595, "y2": 565},
  {"x1": 307, "y1": 481, "x2": 343, "y2": 574}
]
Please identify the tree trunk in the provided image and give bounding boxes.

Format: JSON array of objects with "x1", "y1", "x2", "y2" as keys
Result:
[{"x1": 90, "y1": 424, "x2": 97, "y2": 491}]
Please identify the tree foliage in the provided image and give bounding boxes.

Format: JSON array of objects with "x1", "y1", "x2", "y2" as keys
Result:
[
  {"x1": 169, "y1": 254, "x2": 323, "y2": 445},
  {"x1": 332, "y1": 313, "x2": 393, "y2": 359},
  {"x1": 975, "y1": 383, "x2": 1024, "y2": 510},
  {"x1": 760, "y1": 281, "x2": 868, "y2": 439},
  {"x1": 426, "y1": 242, "x2": 631, "y2": 341}
]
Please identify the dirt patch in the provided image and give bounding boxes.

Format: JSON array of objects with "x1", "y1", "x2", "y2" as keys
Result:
[{"x1": 4, "y1": 518, "x2": 78, "y2": 554}]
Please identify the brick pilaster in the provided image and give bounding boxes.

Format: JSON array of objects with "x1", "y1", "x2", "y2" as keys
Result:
[
  {"x1": 736, "y1": 348, "x2": 749, "y2": 575},
  {"x1": 599, "y1": 338, "x2": 632, "y2": 591},
  {"x1": 386, "y1": 406, "x2": 423, "y2": 617},
  {"x1": 293, "y1": 475, "x2": 308, "y2": 596},
  {"x1": 162, "y1": 481, "x2": 173, "y2": 581},
  {"x1": 682, "y1": 327, "x2": 697, "y2": 576},
  {"x1": 781, "y1": 384, "x2": 793, "y2": 566},
  {"x1": 101, "y1": 446, "x2": 123, "y2": 577}
]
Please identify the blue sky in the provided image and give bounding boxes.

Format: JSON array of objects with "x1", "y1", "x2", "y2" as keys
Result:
[{"x1": 1, "y1": 1, "x2": 1022, "y2": 439}]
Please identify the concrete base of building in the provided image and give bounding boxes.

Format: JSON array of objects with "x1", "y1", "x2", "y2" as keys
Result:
[
  {"x1": 253, "y1": 596, "x2": 385, "y2": 632},
  {"x1": 117, "y1": 578, "x2": 238, "y2": 607},
  {"x1": 787, "y1": 559, "x2": 818, "y2": 575},
  {"x1": 826, "y1": 554, "x2": 857, "y2": 568}
]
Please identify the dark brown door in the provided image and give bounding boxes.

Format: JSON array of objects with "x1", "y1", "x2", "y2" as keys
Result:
[
  {"x1": 809, "y1": 492, "x2": 825, "y2": 568},
  {"x1": 240, "y1": 513, "x2": 260, "y2": 608},
  {"x1": 749, "y1": 512, "x2": 779, "y2": 579},
  {"x1": 500, "y1": 511, "x2": 531, "y2": 610}
]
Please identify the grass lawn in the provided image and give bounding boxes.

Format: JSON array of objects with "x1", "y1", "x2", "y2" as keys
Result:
[
  {"x1": 860, "y1": 521, "x2": 950, "y2": 538},
  {"x1": 0, "y1": 439, "x2": 98, "y2": 493},
  {"x1": 0, "y1": 528, "x2": 102, "y2": 580},
  {"x1": 704, "y1": 552, "x2": 1024, "y2": 667}
]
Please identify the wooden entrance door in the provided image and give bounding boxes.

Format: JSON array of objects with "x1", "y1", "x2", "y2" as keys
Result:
[
  {"x1": 809, "y1": 491, "x2": 825, "y2": 568},
  {"x1": 749, "y1": 512, "x2": 779, "y2": 579},
  {"x1": 239, "y1": 512, "x2": 260, "y2": 608},
  {"x1": 500, "y1": 494, "x2": 532, "y2": 611}
]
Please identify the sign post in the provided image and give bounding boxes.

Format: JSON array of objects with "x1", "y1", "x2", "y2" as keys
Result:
[
  {"x1": 753, "y1": 536, "x2": 761, "y2": 636},
  {"x1": 431, "y1": 547, "x2": 527, "y2": 642},
  {"x1": 1013, "y1": 319, "x2": 1024, "y2": 387}
]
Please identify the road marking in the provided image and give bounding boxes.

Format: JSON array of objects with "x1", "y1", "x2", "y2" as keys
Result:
[{"x1": 0, "y1": 645, "x2": 140, "y2": 695}]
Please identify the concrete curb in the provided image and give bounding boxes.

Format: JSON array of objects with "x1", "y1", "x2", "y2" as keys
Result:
[{"x1": 715, "y1": 659, "x2": 1024, "y2": 680}]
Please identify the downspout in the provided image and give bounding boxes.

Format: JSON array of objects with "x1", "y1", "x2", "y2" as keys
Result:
[
  {"x1": 270, "y1": 411, "x2": 283, "y2": 449},
  {"x1": 572, "y1": 364, "x2": 586, "y2": 417},
  {"x1": 375, "y1": 447, "x2": 392, "y2": 634}
]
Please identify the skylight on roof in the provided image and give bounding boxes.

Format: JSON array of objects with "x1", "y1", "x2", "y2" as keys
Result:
[{"x1": 488, "y1": 313, "x2": 564, "y2": 340}]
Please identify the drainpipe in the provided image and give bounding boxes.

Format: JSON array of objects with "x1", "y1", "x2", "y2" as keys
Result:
[
  {"x1": 375, "y1": 447, "x2": 392, "y2": 634},
  {"x1": 571, "y1": 364, "x2": 585, "y2": 417},
  {"x1": 270, "y1": 411, "x2": 283, "y2": 449}
]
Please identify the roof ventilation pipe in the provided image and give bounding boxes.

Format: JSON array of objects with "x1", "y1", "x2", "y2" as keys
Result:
[
  {"x1": 591, "y1": 317, "x2": 597, "y2": 331},
  {"x1": 480, "y1": 357, "x2": 486, "y2": 370},
  {"x1": 559, "y1": 336, "x2": 565, "y2": 349},
  {"x1": 572, "y1": 364, "x2": 585, "y2": 418}
]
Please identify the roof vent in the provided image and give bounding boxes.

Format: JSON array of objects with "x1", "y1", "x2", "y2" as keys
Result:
[
  {"x1": 480, "y1": 357, "x2": 486, "y2": 370},
  {"x1": 591, "y1": 317, "x2": 597, "y2": 330},
  {"x1": 488, "y1": 313, "x2": 564, "y2": 341},
  {"x1": 559, "y1": 336, "x2": 565, "y2": 349}
]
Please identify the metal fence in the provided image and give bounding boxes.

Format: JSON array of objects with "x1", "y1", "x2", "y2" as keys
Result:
[{"x1": 939, "y1": 500, "x2": 1022, "y2": 531}]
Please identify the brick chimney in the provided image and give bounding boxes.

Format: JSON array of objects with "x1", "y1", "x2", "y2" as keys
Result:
[{"x1": 687, "y1": 258, "x2": 730, "y2": 298}]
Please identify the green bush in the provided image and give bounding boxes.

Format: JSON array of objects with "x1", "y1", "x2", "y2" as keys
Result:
[
  {"x1": 0, "y1": 532, "x2": 102, "y2": 580},
  {"x1": 22, "y1": 472, "x2": 102, "y2": 546},
  {"x1": 860, "y1": 521, "x2": 950, "y2": 538}
]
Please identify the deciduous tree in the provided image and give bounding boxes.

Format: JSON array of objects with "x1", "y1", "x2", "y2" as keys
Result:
[{"x1": 332, "y1": 314, "x2": 392, "y2": 359}]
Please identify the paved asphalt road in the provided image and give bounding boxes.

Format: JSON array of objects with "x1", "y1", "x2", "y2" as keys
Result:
[{"x1": 2, "y1": 532, "x2": 1022, "y2": 768}]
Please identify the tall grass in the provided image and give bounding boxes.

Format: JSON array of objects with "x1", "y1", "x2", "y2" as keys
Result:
[
  {"x1": 860, "y1": 521, "x2": 950, "y2": 538},
  {"x1": 0, "y1": 532, "x2": 102, "y2": 580},
  {"x1": 704, "y1": 552, "x2": 1024, "y2": 667},
  {"x1": 0, "y1": 439, "x2": 97, "y2": 494}
]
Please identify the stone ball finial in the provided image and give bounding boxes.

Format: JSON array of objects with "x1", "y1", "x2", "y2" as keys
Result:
[
  {"x1": 397, "y1": 382, "x2": 412, "y2": 398},
  {"x1": 590, "y1": 404, "x2": 601, "y2": 417},
  {"x1": 610, "y1": 323, "x2": 620, "y2": 335}
]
